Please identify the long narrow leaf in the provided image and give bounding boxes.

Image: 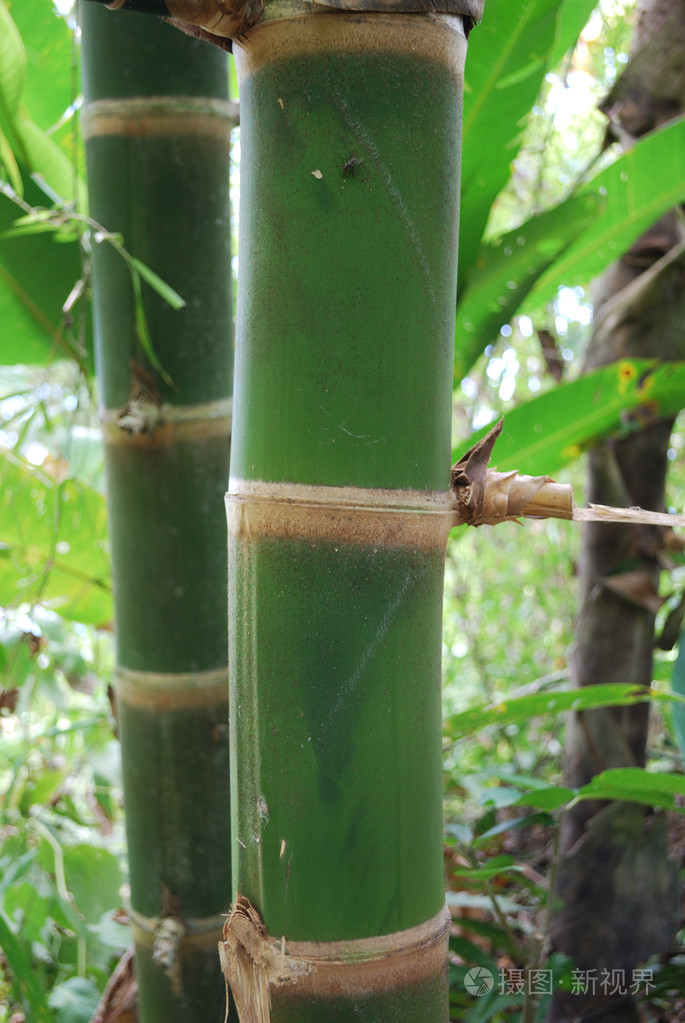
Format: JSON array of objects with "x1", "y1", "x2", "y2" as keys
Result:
[
  {"x1": 454, "y1": 193, "x2": 600, "y2": 379},
  {"x1": 129, "y1": 255, "x2": 186, "y2": 310},
  {"x1": 460, "y1": 0, "x2": 566, "y2": 290},
  {"x1": 0, "y1": 2, "x2": 26, "y2": 127},
  {"x1": 524, "y1": 117, "x2": 685, "y2": 308},
  {"x1": 445, "y1": 682, "x2": 681, "y2": 739},
  {"x1": 576, "y1": 767, "x2": 685, "y2": 811},
  {"x1": 452, "y1": 360, "x2": 685, "y2": 476}
]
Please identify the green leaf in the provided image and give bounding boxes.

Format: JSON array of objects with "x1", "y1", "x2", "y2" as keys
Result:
[
  {"x1": 576, "y1": 767, "x2": 685, "y2": 811},
  {"x1": 460, "y1": 0, "x2": 567, "y2": 292},
  {"x1": 0, "y1": 183, "x2": 91, "y2": 368},
  {"x1": 129, "y1": 255, "x2": 186, "y2": 311},
  {"x1": 130, "y1": 267, "x2": 174, "y2": 385},
  {"x1": 454, "y1": 193, "x2": 600, "y2": 379},
  {"x1": 474, "y1": 811, "x2": 554, "y2": 845},
  {"x1": 446, "y1": 682, "x2": 658, "y2": 739},
  {"x1": 0, "y1": 121, "x2": 22, "y2": 194},
  {"x1": 452, "y1": 863, "x2": 524, "y2": 881},
  {"x1": 48, "y1": 977, "x2": 101, "y2": 1023},
  {"x1": 0, "y1": 907, "x2": 50, "y2": 1020},
  {"x1": 546, "y1": 0, "x2": 598, "y2": 69},
  {"x1": 15, "y1": 115, "x2": 86, "y2": 207},
  {"x1": 451, "y1": 360, "x2": 685, "y2": 477},
  {"x1": 63, "y1": 845, "x2": 122, "y2": 924},
  {"x1": 0, "y1": 451, "x2": 111, "y2": 625},
  {"x1": 8, "y1": 0, "x2": 74, "y2": 134},
  {"x1": 512, "y1": 785, "x2": 575, "y2": 811},
  {"x1": 0, "y1": 1, "x2": 27, "y2": 130},
  {"x1": 525, "y1": 117, "x2": 685, "y2": 307}
]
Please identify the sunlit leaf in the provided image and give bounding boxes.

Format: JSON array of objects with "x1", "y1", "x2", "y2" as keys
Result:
[
  {"x1": 0, "y1": 2, "x2": 27, "y2": 128},
  {"x1": 452, "y1": 360, "x2": 685, "y2": 476},
  {"x1": 0, "y1": 908, "x2": 50, "y2": 1020},
  {"x1": 454, "y1": 194, "x2": 600, "y2": 379},
  {"x1": 0, "y1": 452, "x2": 111, "y2": 625},
  {"x1": 63, "y1": 845, "x2": 122, "y2": 924},
  {"x1": 445, "y1": 681, "x2": 678, "y2": 739},
  {"x1": 576, "y1": 767, "x2": 685, "y2": 811},
  {"x1": 48, "y1": 977, "x2": 100, "y2": 1023},
  {"x1": 9, "y1": 0, "x2": 73, "y2": 133},
  {"x1": 524, "y1": 117, "x2": 685, "y2": 308},
  {"x1": 460, "y1": 0, "x2": 566, "y2": 292}
]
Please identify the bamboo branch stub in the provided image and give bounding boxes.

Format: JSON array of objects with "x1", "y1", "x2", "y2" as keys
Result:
[
  {"x1": 450, "y1": 419, "x2": 685, "y2": 530},
  {"x1": 451, "y1": 419, "x2": 574, "y2": 526}
]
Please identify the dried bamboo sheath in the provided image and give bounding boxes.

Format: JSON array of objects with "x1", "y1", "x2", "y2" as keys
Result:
[
  {"x1": 81, "y1": 6, "x2": 234, "y2": 1020},
  {"x1": 226, "y1": 12, "x2": 467, "y2": 1020}
]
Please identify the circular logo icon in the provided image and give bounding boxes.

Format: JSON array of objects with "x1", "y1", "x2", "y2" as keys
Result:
[{"x1": 464, "y1": 966, "x2": 495, "y2": 996}]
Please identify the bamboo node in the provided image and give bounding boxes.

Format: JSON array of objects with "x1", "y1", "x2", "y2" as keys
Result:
[
  {"x1": 219, "y1": 898, "x2": 451, "y2": 1019},
  {"x1": 220, "y1": 894, "x2": 311, "y2": 1023},
  {"x1": 152, "y1": 917, "x2": 185, "y2": 996}
]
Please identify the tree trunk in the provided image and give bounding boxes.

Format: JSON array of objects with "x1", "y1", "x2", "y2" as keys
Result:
[
  {"x1": 222, "y1": 7, "x2": 476, "y2": 1020},
  {"x1": 548, "y1": 2, "x2": 685, "y2": 1019},
  {"x1": 80, "y1": 6, "x2": 235, "y2": 1020}
]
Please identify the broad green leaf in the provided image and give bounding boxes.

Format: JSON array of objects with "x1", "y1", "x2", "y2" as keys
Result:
[
  {"x1": 9, "y1": 0, "x2": 74, "y2": 133},
  {"x1": 506, "y1": 768, "x2": 685, "y2": 814},
  {"x1": 48, "y1": 977, "x2": 100, "y2": 1023},
  {"x1": 0, "y1": 452, "x2": 111, "y2": 625},
  {"x1": 512, "y1": 785, "x2": 575, "y2": 811},
  {"x1": 63, "y1": 845, "x2": 122, "y2": 924},
  {"x1": 576, "y1": 767, "x2": 685, "y2": 811},
  {"x1": 0, "y1": 2, "x2": 26, "y2": 127},
  {"x1": 525, "y1": 117, "x2": 685, "y2": 308},
  {"x1": 0, "y1": 908, "x2": 50, "y2": 1020},
  {"x1": 460, "y1": 0, "x2": 566, "y2": 291},
  {"x1": 670, "y1": 630, "x2": 685, "y2": 763},
  {"x1": 452, "y1": 360, "x2": 685, "y2": 477},
  {"x1": 0, "y1": 121, "x2": 21, "y2": 193},
  {"x1": 0, "y1": 185, "x2": 90, "y2": 368},
  {"x1": 454, "y1": 193, "x2": 600, "y2": 379},
  {"x1": 16, "y1": 115, "x2": 86, "y2": 207},
  {"x1": 3, "y1": 884, "x2": 52, "y2": 943},
  {"x1": 0, "y1": 4, "x2": 84, "y2": 206},
  {"x1": 446, "y1": 681, "x2": 668, "y2": 739},
  {"x1": 546, "y1": 0, "x2": 598, "y2": 71}
]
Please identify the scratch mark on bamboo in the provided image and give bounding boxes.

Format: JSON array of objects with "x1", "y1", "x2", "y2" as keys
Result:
[
  {"x1": 332, "y1": 90, "x2": 437, "y2": 308},
  {"x1": 328, "y1": 568, "x2": 414, "y2": 728}
]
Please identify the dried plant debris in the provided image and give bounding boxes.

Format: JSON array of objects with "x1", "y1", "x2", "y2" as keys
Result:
[
  {"x1": 219, "y1": 895, "x2": 310, "y2": 1023},
  {"x1": 451, "y1": 419, "x2": 685, "y2": 530}
]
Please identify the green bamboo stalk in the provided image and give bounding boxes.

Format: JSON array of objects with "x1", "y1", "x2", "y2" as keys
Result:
[
  {"x1": 80, "y1": 5, "x2": 235, "y2": 1020},
  {"x1": 224, "y1": 9, "x2": 473, "y2": 1020}
]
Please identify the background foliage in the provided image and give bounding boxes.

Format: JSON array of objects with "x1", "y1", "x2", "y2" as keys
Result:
[{"x1": 1, "y1": 0, "x2": 684, "y2": 1020}]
